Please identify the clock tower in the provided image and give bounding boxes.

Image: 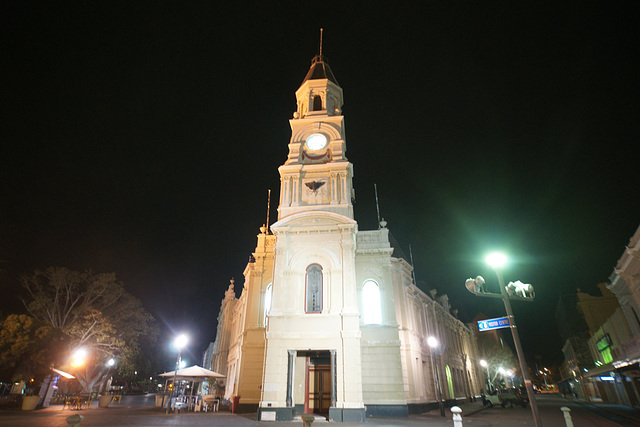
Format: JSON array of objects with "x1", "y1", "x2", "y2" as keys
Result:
[
  {"x1": 260, "y1": 50, "x2": 366, "y2": 422},
  {"x1": 278, "y1": 52, "x2": 354, "y2": 220}
]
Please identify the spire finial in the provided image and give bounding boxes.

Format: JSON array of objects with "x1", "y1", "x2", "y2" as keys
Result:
[
  {"x1": 319, "y1": 28, "x2": 323, "y2": 58},
  {"x1": 265, "y1": 189, "x2": 271, "y2": 234}
]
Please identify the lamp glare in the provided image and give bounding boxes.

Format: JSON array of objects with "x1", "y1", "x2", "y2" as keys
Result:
[
  {"x1": 486, "y1": 252, "x2": 507, "y2": 268},
  {"x1": 175, "y1": 334, "x2": 188, "y2": 349}
]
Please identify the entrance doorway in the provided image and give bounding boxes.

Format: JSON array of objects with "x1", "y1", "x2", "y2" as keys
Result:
[{"x1": 305, "y1": 353, "x2": 331, "y2": 414}]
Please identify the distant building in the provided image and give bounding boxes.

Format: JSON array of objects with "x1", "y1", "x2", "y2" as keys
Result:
[
  {"x1": 203, "y1": 50, "x2": 483, "y2": 422},
  {"x1": 560, "y1": 337, "x2": 593, "y2": 397},
  {"x1": 583, "y1": 225, "x2": 640, "y2": 406},
  {"x1": 556, "y1": 290, "x2": 592, "y2": 398},
  {"x1": 577, "y1": 283, "x2": 620, "y2": 335},
  {"x1": 607, "y1": 225, "x2": 640, "y2": 350}
]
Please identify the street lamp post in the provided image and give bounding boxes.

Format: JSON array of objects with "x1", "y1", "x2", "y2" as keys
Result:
[
  {"x1": 486, "y1": 253, "x2": 542, "y2": 427},
  {"x1": 102, "y1": 358, "x2": 115, "y2": 394},
  {"x1": 166, "y1": 334, "x2": 188, "y2": 414},
  {"x1": 480, "y1": 359, "x2": 491, "y2": 392},
  {"x1": 427, "y1": 336, "x2": 445, "y2": 417}
]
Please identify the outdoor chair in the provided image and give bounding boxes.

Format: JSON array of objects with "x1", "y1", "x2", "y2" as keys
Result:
[
  {"x1": 81, "y1": 395, "x2": 92, "y2": 409},
  {"x1": 172, "y1": 397, "x2": 189, "y2": 413},
  {"x1": 202, "y1": 395, "x2": 218, "y2": 412},
  {"x1": 62, "y1": 396, "x2": 74, "y2": 410}
]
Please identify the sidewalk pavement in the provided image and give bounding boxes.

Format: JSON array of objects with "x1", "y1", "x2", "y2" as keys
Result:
[
  {"x1": 566, "y1": 397, "x2": 640, "y2": 426},
  {"x1": 4, "y1": 395, "x2": 639, "y2": 427},
  {"x1": 0, "y1": 399, "x2": 487, "y2": 427}
]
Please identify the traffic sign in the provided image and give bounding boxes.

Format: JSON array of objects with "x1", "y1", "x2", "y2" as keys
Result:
[{"x1": 478, "y1": 316, "x2": 511, "y2": 331}]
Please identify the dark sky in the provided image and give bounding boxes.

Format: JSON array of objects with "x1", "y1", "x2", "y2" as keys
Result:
[{"x1": 3, "y1": 3, "x2": 638, "y2": 368}]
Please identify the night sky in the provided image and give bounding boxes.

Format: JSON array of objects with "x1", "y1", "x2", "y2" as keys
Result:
[{"x1": 3, "y1": 3, "x2": 638, "y2": 368}]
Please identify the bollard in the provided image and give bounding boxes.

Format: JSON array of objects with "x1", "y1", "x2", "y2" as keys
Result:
[
  {"x1": 560, "y1": 406, "x2": 574, "y2": 427},
  {"x1": 451, "y1": 406, "x2": 463, "y2": 427},
  {"x1": 66, "y1": 414, "x2": 84, "y2": 427}
]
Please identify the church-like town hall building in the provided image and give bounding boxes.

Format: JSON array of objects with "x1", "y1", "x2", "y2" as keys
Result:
[{"x1": 203, "y1": 48, "x2": 485, "y2": 422}]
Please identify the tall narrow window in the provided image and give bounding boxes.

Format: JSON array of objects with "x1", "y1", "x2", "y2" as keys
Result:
[
  {"x1": 264, "y1": 284, "x2": 272, "y2": 327},
  {"x1": 313, "y1": 95, "x2": 323, "y2": 111},
  {"x1": 305, "y1": 264, "x2": 323, "y2": 313},
  {"x1": 362, "y1": 280, "x2": 381, "y2": 324},
  {"x1": 445, "y1": 365, "x2": 455, "y2": 399}
]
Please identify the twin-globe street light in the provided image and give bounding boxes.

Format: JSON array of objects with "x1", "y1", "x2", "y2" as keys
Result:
[
  {"x1": 427, "y1": 336, "x2": 445, "y2": 417},
  {"x1": 477, "y1": 252, "x2": 542, "y2": 427},
  {"x1": 166, "y1": 334, "x2": 188, "y2": 414}
]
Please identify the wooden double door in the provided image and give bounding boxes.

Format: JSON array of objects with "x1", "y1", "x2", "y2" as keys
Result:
[{"x1": 304, "y1": 354, "x2": 331, "y2": 414}]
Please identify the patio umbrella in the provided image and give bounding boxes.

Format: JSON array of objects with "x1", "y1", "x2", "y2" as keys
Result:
[
  {"x1": 159, "y1": 365, "x2": 225, "y2": 380},
  {"x1": 159, "y1": 365, "x2": 225, "y2": 410}
]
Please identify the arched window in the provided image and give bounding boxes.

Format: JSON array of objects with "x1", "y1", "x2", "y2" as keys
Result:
[
  {"x1": 263, "y1": 284, "x2": 272, "y2": 327},
  {"x1": 362, "y1": 280, "x2": 381, "y2": 324},
  {"x1": 313, "y1": 95, "x2": 323, "y2": 111},
  {"x1": 445, "y1": 365, "x2": 455, "y2": 399},
  {"x1": 305, "y1": 264, "x2": 323, "y2": 313}
]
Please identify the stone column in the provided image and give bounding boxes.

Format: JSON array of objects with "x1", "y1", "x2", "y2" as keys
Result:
[
  {"x1": 286, "y1": 350, "x2": 295, "y2": 407},
  {"x1": 330, "y1": 350, "x2": 336, "y2": 407}
]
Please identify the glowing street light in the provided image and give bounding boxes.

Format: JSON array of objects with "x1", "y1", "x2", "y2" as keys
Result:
[
  {"x1": 427, "y1": 336, "x2": 439, "y2": 348},
  {"x1": 485, "y1": 252, "x2": 507, "y2": 269},
  {"x1": 479, "y1": 360, "x2": 491, "y2": 391},
  {"x1": 70, "y1": 347, "x2": 88, "y2": 368},
  {"x1": 102, "y1": 358, "x2": 116, "y2": 393},
  {"x1": 427, "y1": 336, "x2": 445, "y2": 417},
  {"x1": 175, "y1": 334, "x2": 188, "y2": 350}
]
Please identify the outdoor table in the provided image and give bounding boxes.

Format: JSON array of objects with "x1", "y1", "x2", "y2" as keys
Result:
[{"x1": 202, "y1": 396, "x2": 219, "y2": 412}]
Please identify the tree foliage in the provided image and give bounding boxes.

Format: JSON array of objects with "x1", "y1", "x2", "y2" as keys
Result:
[
  {"x1": 19, "y1": 267, "x2": 158, "y2": 392},
  {"x1": 483, "y1": 343, "x2": 519, "y2": 388},
  {"x1": 0, "y1": 314, "x2": 67, "y2": 383},
  {"x1": 21, "y1": 268, "x2": 124, "y2": 330}
]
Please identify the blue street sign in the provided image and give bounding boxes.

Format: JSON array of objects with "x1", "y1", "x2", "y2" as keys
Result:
[{"x1": 478, "y1": 316, "x2": 511, "y2": 331}]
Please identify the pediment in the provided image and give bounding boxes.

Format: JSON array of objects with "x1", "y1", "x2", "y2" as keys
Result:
[{"x1": 271, "y1": 211, "x2": 356, "y2": 231}]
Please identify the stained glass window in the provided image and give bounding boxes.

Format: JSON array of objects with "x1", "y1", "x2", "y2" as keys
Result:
[{"x1": 306, "y1": 264, "x2": 322, "y2": 313}]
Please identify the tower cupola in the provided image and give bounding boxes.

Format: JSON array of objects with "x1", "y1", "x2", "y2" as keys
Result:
[{"x1": 277, "y1": 34, "x2": 353, "y2": 221}]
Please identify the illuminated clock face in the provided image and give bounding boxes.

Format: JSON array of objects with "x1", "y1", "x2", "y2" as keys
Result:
[{"x1": 305, "y1": 133, "x2": 327, "y2": 150}]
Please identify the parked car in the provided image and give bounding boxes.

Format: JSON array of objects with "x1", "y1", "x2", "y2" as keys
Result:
[{"x1": 483, "y1": 388, "x2": 527, "y2": 408}]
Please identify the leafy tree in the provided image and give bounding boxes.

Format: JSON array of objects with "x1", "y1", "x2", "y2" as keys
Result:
[
  {"x1": 0, "y1": 314, "x2": 67, "y2": 384},
  {"x1": 20, "y1": 267, "x2": 158, "y2": 393}
]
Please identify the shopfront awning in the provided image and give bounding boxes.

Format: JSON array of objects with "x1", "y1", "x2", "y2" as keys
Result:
[
  {"x1": 583, "y1": 363, "x2": 616, "y2": 378},
  {"x1": 51, "y1": 368, "x2": 75, "y2": 379}
]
